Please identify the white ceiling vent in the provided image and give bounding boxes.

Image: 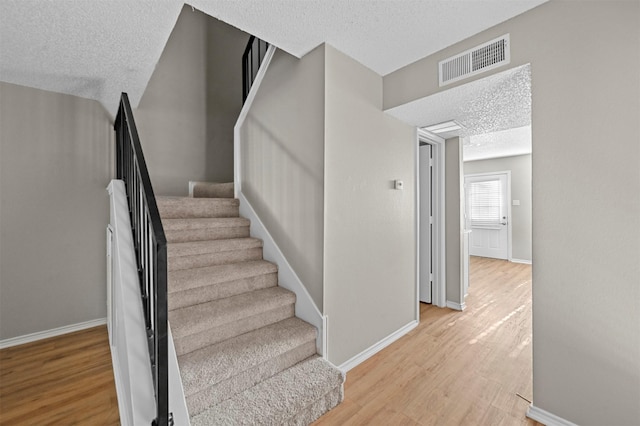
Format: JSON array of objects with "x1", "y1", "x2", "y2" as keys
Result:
[{"x1": 439, "y1": 34, "x2": 510, "y2": 86}]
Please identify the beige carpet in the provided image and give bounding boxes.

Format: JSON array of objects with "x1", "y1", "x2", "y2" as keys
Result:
[{"x1": 157, "y1": 183, "x2": 343, "y2": 424}]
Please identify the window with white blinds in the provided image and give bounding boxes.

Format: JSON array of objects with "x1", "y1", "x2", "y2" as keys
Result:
[{"x1": 468, "y1": 179, "x2": 503, "y2": 227}]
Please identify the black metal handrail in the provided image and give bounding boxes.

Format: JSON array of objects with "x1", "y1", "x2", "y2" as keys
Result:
[
  {"x1": 242, "y1": 35, "x2": 270, "y2": 103},
  {"x1": 114, "y1": 93, "x2": 172, "y2": 426}
]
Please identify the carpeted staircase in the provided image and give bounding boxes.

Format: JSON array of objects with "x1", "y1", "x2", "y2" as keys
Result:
[{"x1": 157, "y1": 183, "x2": 343, "y2": 425}]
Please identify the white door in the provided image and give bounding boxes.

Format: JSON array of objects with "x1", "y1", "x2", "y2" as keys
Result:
[
  {"x1": 465, "y1": 173, "x2": 509, "y2": 259},
  {"x1": 419, "y1": 144, "x2": 433, "y2": 303}
]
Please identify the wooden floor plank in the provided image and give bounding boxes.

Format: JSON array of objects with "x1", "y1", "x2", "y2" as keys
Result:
[
  {"x1": 1, "y1": 257, "x2": 540, "y2": 425},
  {"x1": 315, "y1": 256, "x2": 542, "y2": 426},
  {"x1": 0, "y1": 325, "x2": 119, "y2": 425}
]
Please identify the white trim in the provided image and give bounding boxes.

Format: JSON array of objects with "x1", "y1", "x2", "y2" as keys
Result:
[
  {"x1": 0, "y1": 318, "x2": 107, "y2": 349},
  {"x1": 107, "y1": 180, "x2": 156, "y2": 425},
  {"x1": 527, "y1": 405, "x2": 579, "y2": 426},
  {"x1": 167, "y1": 323, "x2": 190, "y2": 425},
  {"x1": 446, "y1": 300, "x2": 466, "y2": 311},
  {"x1": 237, "y1": 192, "x2": 326, "y2": 356},
  {"x1": 234, "y1": 45, "x2": 276, "y2": 198},
  {"x1": 511, "y1": 258, "x2": 532, "y2": 265},
  {"x1": 414, "y1": 127, "x2": 421, "y2": 317},
  {"x1": 338, "y1": 320, "x2": 419, "y2": 373},
  {"x1": 188, "y1": 181, "x2": 197, "y2": 197},
  {"x1": 107, "y1": 180, "x2": 190, "y2": 426},
  {"x1": 418, "y1": 129, "x2": 447, "y2": 308}
]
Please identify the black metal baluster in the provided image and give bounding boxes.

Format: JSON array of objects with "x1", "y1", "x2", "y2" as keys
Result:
[{"x1": 114, "y1": 93, "x2": 171, "y2": 426}]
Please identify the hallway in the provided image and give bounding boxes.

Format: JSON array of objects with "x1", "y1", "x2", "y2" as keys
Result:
[{"x1": 315, "y1": 256, "x2": 539, "y2": 425}]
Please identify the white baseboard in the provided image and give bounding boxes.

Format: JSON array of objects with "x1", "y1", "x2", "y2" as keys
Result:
[
  {"x1": 338, "y1": 320, "x2": 419, "y2": 373},
  {"x1": 527, "y1": 405, "x2": 578, "y2": 426},
  {"x1": 446, "y1": 300, "x2": 466, "y2": 311},
  {"x1": 0, "y1": 318, "x2": 107, "y2": 349},
  {"x1": 511, "y1": 258, "x2": 532, "y2": 265}
]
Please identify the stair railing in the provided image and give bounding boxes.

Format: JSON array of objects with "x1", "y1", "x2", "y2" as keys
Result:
[
  {"x1": 242, "y1": 35, "x2": 270, "y2": 103},
  {"x1": 114, "y1": 93, "x2": 172, "y2": 426}
]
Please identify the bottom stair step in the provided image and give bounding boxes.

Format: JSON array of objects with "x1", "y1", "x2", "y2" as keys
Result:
[
  {"x1": 190, "y1": 356, "x2": 344, "y2": 426},
  {"x1": 179, "y1": 317, "x2": 318, "y2": 416}
]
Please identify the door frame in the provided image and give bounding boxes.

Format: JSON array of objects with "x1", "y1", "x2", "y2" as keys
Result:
[
  {"x1": 464, "y1": 170, "x2": 513, "y2": 261},
  {"x1": 417, "y1": 129, "x2": 446, "y2": 310}
]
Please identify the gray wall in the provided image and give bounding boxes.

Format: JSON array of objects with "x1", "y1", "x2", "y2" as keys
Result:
[
  {"x1": 464, "y1": 154, "x2": 532, "y2": 261},
  {"x1": 445, "y1": 137, "x2": 464, "y2": 306},
  {"x1": 135, "y1": 6, "x2": 247, "y2": 196},
  {"x1": 323, "y1": 45, "x2": 416, "y2": 366},
  {"x1": 240, "y1": 46, "x2": 326, "y2": 310},
  {"x1": 0, "y1": 82, "x2": 112, "y2": 340},
  {"x1": 241, "y1": 43, "x2": 416, "y2": 366},
  {"x1": 384, "y1": 1, "x2": 640, "y2": 424}
]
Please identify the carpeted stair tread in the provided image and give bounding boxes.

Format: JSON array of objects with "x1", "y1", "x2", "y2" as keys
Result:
[
  {"x1": 190, "y1": 356, "x2": 344, "y2": 426},
  {"x1": 168, "y1": 261, "x2": 278, "y2": 310},
  {"x1": 169, "y1": 260, "x2": 277, "y2": 294},
  {"x1": 167, "y1": 238, "x2": 264, "y2": 271},
  {"x1": 170, "y1": 287, "x2": 296, "y2": 355},
  {"x1": 179, "y1": 318, "x2": 317, "y2": 414},
  {"x1": 192, "y1": 181, "x2": 234, "y2": 199},
  {"x1": 158, "y1": 196, "x2": 239, "y2": 219},
  {"x1": 168, "y1": 238, "x2": 262, "y2": 258},
  {"x1": 163, "y1": 217, "x2": 250, "y2": 243}
]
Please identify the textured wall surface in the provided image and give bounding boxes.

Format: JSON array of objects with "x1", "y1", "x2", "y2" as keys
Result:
[
  {"x1": 0, "y1": 82, "x2": 112, "y2": 340},
  {"x1": 323, "y1": 45, "x2": 416, "y2": 366},
  {"x1": 385, "y1": 2, "x2": 640, "y2": 424},
  {"x1": 135, "y1": 6, "x2": 247, "y2": 196},
  {"x1": 240, "y1": 46, "x2": 326, "y2": 311},
  {"x1": 444, "y1": 137, "x2": 464, "y2": 305}
]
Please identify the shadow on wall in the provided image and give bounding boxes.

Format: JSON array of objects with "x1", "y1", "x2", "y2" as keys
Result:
[
  {"x1": 240, "y1": 114, "x2": 324, "y2": 309},
  {"x1": 204, "y1": 14, "x2": 250, "y2": 183}
]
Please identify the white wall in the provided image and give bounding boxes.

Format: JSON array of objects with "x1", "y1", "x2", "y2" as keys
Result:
[
  {"x1": 135, "y1": 6, "x2": 247, "y2": 196},
  {"x1": 323, "y1": 45, "x2": 416, "y2": 366},
  {"x1": 464, "y1": 154, "x2": 532, "y2": 262},
  {"x1": 0, "y1": 82, "x2": 112, "y2": 340},
  {"x1": 384, "y1": 1, "x2": 640, "y2": 424},
  {"x1": 240, "y1": 46, "x2": 326, "y2": 310}
]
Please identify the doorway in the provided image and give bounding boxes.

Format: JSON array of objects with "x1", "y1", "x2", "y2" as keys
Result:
[
  {"x1": 464, "y1": 172, "x2": 511, "y2": 260},
  {"x1": 418, "y1": 131, "x2": 446, "y2": 307}
]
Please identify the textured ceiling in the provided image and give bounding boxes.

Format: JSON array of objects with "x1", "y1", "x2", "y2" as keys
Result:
[
  {"x1": 464, "y1": 126, "x2": 532, "y2": 162},
  {"x1": 385, "y1": 64, "x2": 531, "y2": 159},
  {"x1": 0, "y1": 0, "x2": 546, "y2": 115},
  {"x1": 0, "y1": 0, "x2": 183, "y2": 115}
]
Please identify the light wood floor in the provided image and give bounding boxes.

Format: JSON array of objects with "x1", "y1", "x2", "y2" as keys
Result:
[
  {"x1": 0, "y1": 325, "x2": 119, "y2": 425},
  {"x1": 0, "y1": 257, "x2": 537, "y2": 425},
  {"x1": 314, "y1": 256, "x2": 541, "y2": 426}
]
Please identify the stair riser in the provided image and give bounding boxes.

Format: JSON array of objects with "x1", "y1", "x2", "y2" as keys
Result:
[
  {"x1": 193, "y1": 183, "x2": 234, "y2": 199},
  {"x1": 158, "y1": 202, "x2": 239, "y2": 219},
  {"x1": 286, "y1": 385, "x2": 344, "y2": 425},
  {"x1": 190, "y1": 356, "x2": 345, "y2": 426},
  {"x1": 169, "y1": 273, "x2": 278, "y2": 311},
  {"x1": 173, "y1": 305, "x2": 295, "y2": 356},
  {"x1": 168, "y1": 247, "x2": 263, "y2": 271},
  {"x1": 165, "y1": 227, "x2": 249, "y2": 243},
  {"x1": 186, "y1": 341, "x2": 317, "y2": 416}
]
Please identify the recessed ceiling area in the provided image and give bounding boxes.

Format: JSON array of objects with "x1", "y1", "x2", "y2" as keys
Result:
[
  {"x1": 464, "y1": 125, "x2": 531, "y2": 162},
  {"x1": 0, "y1": 1, "x2": 547, "y2": 115},
  {"x1": 385, "y1": 64, "x2": 531, "y2": 160}
]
